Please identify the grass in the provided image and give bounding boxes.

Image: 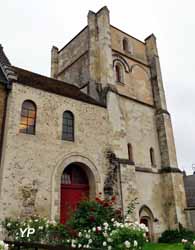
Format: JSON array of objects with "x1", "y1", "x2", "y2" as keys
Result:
[{"x1": 144, "y1": 243, "x2": 184, "y2": 250}]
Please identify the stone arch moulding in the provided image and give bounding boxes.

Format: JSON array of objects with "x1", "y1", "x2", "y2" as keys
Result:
[
  {"x1": 139, "y1": 205, "x2": 155, "y2": 241},
  {"x1": 112, "y1": 53, "x2": 130, "y2": 73},
  {"x1": 130, "y1": 64, "x2": 150, "y2": 80},
  {"x1": 50, "y1": 153, "x2": 101, "y2": 220},
  {"x1": 139, "y1": 204, "x2": 155, "y2": 220}
]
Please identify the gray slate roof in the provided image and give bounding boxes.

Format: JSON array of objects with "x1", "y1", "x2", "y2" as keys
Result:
[
  {"x1": 0, "y1": 44, "x2": 11, "y2": 85},
  {"x1": 0, "y1": 44, "x2": 11, "y2": 67}
]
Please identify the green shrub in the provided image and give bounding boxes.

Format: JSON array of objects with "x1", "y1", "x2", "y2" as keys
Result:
[
  {"x1": 65, "y1": 197, "x2": 147, "y2": 249},
  {"x1": 1, "y1": 216, "x2": 69, "y2": 244},
  {"x1": 110, "y1": 226, "x2": 146, "y2": 250},
  {"x1": 0, "y1": 241, "x2": 8, "y2": 250},
  {"x1": 65, "y1": 220, "x2": 147, "y2": 249},
  {"x1": 67, "y1": 196, "x2": 122, "y2": 231},
  {"x1": 159, "y1": 228, "x2": 195, "y2": 243},
  {"x1": 183, "y1": 242, "x2": 195, "y2": 250},
  {"x1": 1, "y1": 197, "x2": 147, "y2": 249}
]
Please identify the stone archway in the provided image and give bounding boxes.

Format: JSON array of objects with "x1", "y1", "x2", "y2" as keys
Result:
[
  {"x1": 51, "y1": 154, "x2": 101, "y2": 221},
  {"x1": 139, "y1": 205, "x2": 154, "y2": 241}
]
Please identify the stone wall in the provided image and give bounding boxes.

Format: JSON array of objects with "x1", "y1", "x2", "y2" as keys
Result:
[
  {"x1": 111, "y1": 26, "x2": 147, "y2": 63},
  {"x1": 136, "y1": 171, "x2": 167, "y2": 240},
  {"x1": 107, "y1": 92, "x2": 161, "y2": 168},
  {"x1": 57, "y1": 28, "x2": 88, "y2": 78},
  {"x1": 58, "y1": 53, "x2": 89, "y2": 88},
  {"x1": 113, "y1": 57, "x2": 154, "y2": 106},
  {"x1": 0, "y1": 82, "x2": 110, "y2": 220}
]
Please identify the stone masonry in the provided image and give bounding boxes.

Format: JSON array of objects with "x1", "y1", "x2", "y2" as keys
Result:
[{"x1": 0, "y1": 6, "x2": 189, "y2": 242}]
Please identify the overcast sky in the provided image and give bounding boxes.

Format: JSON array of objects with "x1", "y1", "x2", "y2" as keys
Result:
[{"x1": 1, "y1": 0, "x2": 194, "y2": 174}]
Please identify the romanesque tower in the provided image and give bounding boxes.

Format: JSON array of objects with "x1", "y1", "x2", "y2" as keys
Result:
[
  {"x1": 51, "y1": 6, "x2": 188, "y2": 238},
  {"x1": 0, "y1": 6, "x2": 188, "y2": 242}
]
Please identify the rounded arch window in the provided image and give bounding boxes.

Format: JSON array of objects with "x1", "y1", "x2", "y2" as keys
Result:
[
  {"x1": 62, "y1": 111, "x2": 74, "y2": 141},
  {"x1": 19, "y1": 100, "x2": 36, "y2": 135},
  {"x1": 115, "y1": 63, "x2": 124, "y2": 83},
  {"x1": 123, "y1": 38, "x2": 129, "y2": 52}
]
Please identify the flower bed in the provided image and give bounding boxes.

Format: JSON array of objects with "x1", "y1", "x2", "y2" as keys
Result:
[{"x1": 1, "y1": 196, "x2": 148, "y2": 249}]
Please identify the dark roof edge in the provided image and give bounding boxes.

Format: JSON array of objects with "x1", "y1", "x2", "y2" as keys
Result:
[
  {"x1": 12, "y1": 66, "x2": 80, "y2": 89},
  {"x1": 12, "y1": 66, "x2": 106, "y2": 108}
]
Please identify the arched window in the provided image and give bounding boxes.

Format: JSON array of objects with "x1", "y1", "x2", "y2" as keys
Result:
[
  {"x1": 123, "y1": 38, "x2": 128, "y2": 52},
  {"x1": 150, "y1": 147, "x2": 155, "y2": 166},
  {"x1": 127, "y1": 143, "x2": 134, "y2": 162},
  {"x1": 19, "y1": 100, "x2": 36, "y2": 135},
  {"x1": 62, "y1": 111, "x2": 74, "y2": 141},
  {"x1": 115, "y1": 64, "x2": 123, "y2": 83}
]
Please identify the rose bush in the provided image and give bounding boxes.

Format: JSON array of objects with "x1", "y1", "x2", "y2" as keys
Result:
[
  {"x1": 67, "y1": 195, "x2": 122, "y2": 231},
  {"x1": 182, "y1": 239, "x2": 195, "y2": 250},
  {"x1": 0, "y1": 241, "x2": 8, "y2": 250},
  {"x1": 65, "y1": 219, "x2": 147, "y2": 249},
  {"x1": 1, "y1": 196, "x2": 147, "y2": 249},
  {"x1": 1, "y1": 216, "x2": 69, "y2": 244}
]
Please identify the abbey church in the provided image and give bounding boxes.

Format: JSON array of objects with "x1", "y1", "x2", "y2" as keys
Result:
[{"x1": 0, "y1": 6, "x2": 191, "y2": 240}]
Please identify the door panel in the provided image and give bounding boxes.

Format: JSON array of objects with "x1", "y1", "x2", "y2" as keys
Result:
[{"x1": 60, "y1": 184, "x2": 89, "y2": 224}]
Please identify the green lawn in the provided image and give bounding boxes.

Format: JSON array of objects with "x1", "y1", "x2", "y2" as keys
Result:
[{"x1": 144, "y1": 243, "x2": 183, "y2": 250}]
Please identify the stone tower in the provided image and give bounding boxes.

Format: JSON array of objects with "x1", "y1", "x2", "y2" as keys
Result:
[
  {"x1": 51, "y1": 6, "x2": 188, "y2": 236},
  {"x1": 0, "y1": 6, "x2": 188, "y2": 242}
]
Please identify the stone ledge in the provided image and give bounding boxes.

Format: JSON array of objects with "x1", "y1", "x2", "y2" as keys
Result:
[
  {"x1": 184, "y1": 207, "x2": 195, "y2": 211},
  {"x1": 160, "y1": 167, "x2": 182, "y2": 173}
]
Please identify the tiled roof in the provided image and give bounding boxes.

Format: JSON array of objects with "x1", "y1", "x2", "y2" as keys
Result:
[{"x1": 13, "y1": 66, "x2": 105, "y2": 107}]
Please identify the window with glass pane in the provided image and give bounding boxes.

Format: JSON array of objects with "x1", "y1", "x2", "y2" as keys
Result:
[
  {"x1": 19, "y1": 100, "x2": 36, "y2": 135},
  {"x1": 62, "y1": 111, "x2": 74, "y2": 141}
]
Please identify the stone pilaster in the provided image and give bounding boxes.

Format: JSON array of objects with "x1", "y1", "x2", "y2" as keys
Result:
[
  {"x1": 145, "y1": 34, "x2": 177, "y2": 169},
  {"x1": 88, "y1": 6, "x2": 114, "y2": 101},
  {"x1": 145, "y1": 34, "x2": 187, "y2": 229},
  {"x1": 50, "y1": 46, "x2": 59, "y2": 78}
]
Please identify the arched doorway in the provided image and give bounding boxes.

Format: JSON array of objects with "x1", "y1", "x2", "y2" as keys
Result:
[
  {"x1": 60, "y1": 163, "x2": 89, "y2": 224},
  {"x1": 139, "y1": 205, "x2": 154, "y2": 241}
]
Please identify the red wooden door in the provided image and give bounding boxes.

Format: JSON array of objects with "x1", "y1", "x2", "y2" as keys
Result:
[{"x1": 60, "y1": 165, "x2": 89, "y2": 224}]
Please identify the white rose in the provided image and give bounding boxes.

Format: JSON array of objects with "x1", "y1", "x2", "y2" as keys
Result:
[
  {"x1": 134, "y1": 240, "x2": 138, "y2": 247},
  {"x1": 103, "y1": 241, "x2": 107, "y2": 246},
  {"x1": 124, "y1": 240, "x2": 131, "y2": 248}
]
